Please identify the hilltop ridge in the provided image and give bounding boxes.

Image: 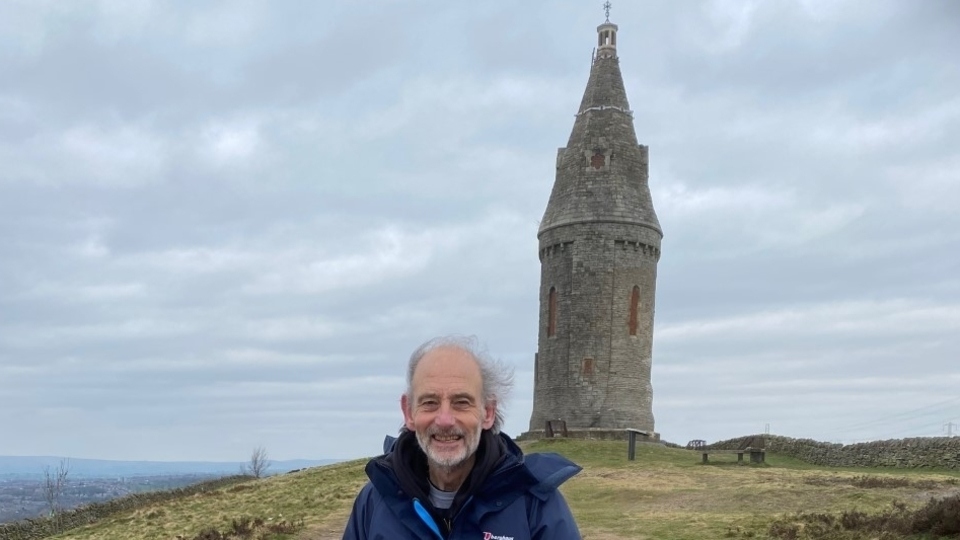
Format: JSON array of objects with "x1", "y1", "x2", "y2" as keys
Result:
[{"x1": 3, "y1": 438, "x2": 959, "y2": 540}]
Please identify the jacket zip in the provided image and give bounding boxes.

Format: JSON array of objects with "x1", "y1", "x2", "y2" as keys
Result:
[
  {"x1": 414, "y1": 495, "x2": 476, "y2": 539},
  {"x1": 445, "y1": 495, "x2": 476, "y2": 537}
]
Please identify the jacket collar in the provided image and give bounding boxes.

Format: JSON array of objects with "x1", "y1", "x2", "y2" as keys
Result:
[{"x1": 367, "y1": 430, "x2": 580, "y2": 507}]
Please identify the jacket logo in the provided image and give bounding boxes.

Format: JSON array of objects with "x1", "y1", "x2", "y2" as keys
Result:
[{"x1": 483, "y1": 534, "x2": 514, "y2": 540}]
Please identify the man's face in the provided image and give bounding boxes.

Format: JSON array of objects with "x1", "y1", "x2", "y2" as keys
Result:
[{"x1": 401, "y1": 346, "x2": 496, "y2": 469}]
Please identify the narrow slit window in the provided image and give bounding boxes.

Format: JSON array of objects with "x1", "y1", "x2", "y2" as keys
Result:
[
  {"x1": 629, "y1": 285, "x2": 640, "y2": 336},
  {"x1": 548, "y1": 286, "x2": 558, "y2": 337}
]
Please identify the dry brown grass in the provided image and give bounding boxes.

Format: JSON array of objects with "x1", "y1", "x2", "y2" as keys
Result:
[
  {"x1": 52, "y1": 459, "x2": 368, "y2": 540},
  {"x1": 50, "y1": 441, "x2": 960, "y2": 540}
]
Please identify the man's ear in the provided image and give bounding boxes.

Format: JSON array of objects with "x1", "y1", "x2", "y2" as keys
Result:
[
  {"x1": 400, "y1": 394, "x2": 415, "y2": 431},
  {"x1": 482, "y1": 399, "x2": 497, "y2": 430}
]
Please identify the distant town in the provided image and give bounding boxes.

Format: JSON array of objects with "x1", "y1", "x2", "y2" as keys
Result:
[
  {"x1": 0, "y1": 456, "x2": 339, "y2": 524},
  {"x1": 0, "y1": 474, "x2": 222, "y2": 523}
]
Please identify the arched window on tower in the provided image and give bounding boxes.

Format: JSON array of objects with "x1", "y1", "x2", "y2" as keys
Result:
[
  {"x1": 628, "y1": 285, "x2": 640, "y2": 336},
  {"x1": 548, "y1": 286, "x2": 558, "y2": 337}
]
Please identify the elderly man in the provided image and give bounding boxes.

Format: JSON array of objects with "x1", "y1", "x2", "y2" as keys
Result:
[{"x1": 343, "y1": 336, "x2": 582, "y2": 539}]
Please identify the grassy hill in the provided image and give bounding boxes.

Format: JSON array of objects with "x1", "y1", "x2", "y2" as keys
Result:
[{"x1": 44, "y1": 439, "x2": 960, "y2": 540}]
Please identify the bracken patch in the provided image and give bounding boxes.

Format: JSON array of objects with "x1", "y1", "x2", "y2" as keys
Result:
[{"x1": 767, "y1": 494, "x2": 960, "y2": 539}]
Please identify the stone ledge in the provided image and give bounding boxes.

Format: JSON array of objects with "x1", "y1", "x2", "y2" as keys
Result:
[{"x1": 517, "y1": 428, "x2": 660, "y2": 442}]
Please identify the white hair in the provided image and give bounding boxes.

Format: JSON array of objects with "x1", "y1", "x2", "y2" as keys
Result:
[{"x1": 405, "y1": 335, "x2": 514, "y2": 434}]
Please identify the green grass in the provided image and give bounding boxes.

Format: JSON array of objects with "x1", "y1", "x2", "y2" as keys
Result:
[
  {"x1": 50, "y1": 440, "x2": 960, "y2": 540},
  {"x1": 526, "y1": 439, "x2": 960, "y2": 540}
]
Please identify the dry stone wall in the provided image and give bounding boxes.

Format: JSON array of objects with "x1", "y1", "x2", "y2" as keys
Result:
[{"x1": 709, "y1": 435, "x2": 960, "y2": 469}]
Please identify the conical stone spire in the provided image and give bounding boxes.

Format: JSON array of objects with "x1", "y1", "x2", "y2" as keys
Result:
[
  {"x1": 527, "y1": 14, "x2": 662, "y2": 441},
  {"x1": 540, "y1": 20, "x2": 661, "y2": 239}
]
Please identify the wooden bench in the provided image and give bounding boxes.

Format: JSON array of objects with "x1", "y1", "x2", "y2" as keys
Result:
[{"x1": 701, "y1": 447, "x2": 765, "y2": 464}]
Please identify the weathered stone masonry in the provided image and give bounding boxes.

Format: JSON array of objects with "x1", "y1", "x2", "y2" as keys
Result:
[{"x1": 525, "y1": 17, "x2": 662, "y2": 440}]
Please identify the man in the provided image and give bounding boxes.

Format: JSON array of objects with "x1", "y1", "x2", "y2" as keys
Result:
[{"x1": 343, "y1": 336, "x2": 582, "y2": 539}]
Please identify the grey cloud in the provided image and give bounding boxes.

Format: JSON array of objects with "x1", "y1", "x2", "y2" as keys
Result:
[
  {"x1": 654, "y1": 2, "x2": 958, "y2": 103},
  {"x1": 2, "y1": 37, "x2": 201, "y2": 122},
  {"x1": 1, "y1": 1, "x2": 958, "y2": 459},
  {"x1": 239, "y1": 15, "x2": 408, "y2": 104}
]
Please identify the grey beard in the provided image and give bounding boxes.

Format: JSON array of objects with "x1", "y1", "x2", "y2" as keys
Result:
[{"x1": 416, "y1": 424, "x2": 482, "y2": 469}]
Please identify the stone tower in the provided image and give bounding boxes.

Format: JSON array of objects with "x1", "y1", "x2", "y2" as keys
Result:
[{"x1": 527, "y1": 15, "x2": 662, "y2": 439}]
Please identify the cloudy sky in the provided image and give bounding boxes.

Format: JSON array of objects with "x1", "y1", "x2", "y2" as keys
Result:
[{"x1": 1, "y1": 0, "x2": 958, "y2": 462}]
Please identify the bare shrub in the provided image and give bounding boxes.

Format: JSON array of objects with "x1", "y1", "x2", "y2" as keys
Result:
[
  {"x1": 244, "y1": 447, "x2": 271, "y2": 478},
  {"x1": 42, "y1": 459, "x2": 69, "y2": 534}
]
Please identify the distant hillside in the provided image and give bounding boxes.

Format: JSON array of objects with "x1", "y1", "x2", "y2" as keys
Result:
[{"x1": 0, "y1": 456, "x2": 340, "y2": 480}]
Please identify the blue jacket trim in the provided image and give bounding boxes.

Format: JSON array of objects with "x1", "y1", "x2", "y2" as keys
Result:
[{"x1": 413, "y1": 498, "x2": 444, "y2": 540}]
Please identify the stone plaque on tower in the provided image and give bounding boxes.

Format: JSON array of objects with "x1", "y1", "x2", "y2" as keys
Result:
[{"x1": 523, "y1": 11, "x2": 662, "y2": 441}]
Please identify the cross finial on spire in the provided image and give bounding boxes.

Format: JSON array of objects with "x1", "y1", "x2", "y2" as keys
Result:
[{"x1": 603, "y1": 1, "x2": 612, "y2": 21}]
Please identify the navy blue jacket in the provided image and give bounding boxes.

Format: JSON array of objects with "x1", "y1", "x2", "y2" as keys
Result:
[{"x1": 342, "y1": 432, "x2": 582, "y2": 539}]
